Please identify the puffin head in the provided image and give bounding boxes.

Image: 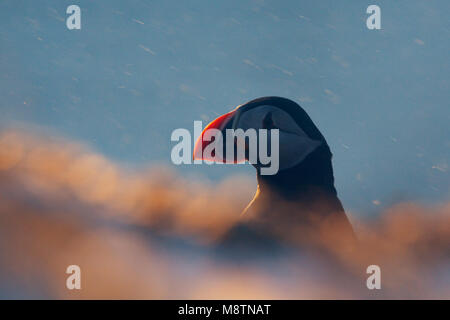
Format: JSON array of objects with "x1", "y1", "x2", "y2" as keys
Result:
[{"x1": 194, "y1": 97, "x2": 337, "y2": 199}]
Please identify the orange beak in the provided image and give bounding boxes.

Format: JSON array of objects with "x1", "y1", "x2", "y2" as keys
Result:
[{"x1": 193, "y1": 110, "x2": 237, "y2": 162}]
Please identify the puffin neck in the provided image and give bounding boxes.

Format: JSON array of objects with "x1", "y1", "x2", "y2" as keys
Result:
[{"x1": 255, "y1": 145, "x2": 337, "y2": 201}]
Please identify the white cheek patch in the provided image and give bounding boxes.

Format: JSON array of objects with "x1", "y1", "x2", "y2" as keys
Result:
[
  {"x1": 235, "y1": 105, "x2": 277, "y2": 131},
  {"x1": 235, "y1": 105, "x2": 322, "y2": 171},
  {"x1": 278, "y1": 131, "x2": 322, "y2": 171}
]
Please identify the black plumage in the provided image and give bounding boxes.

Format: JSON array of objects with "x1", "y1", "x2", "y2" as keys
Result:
[{"x1": 197, "y1": 97, "x2": 356, "y2": 258}]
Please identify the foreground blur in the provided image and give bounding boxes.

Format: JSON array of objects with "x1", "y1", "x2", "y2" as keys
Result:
[{"x1": 0, "y1": 129, "x2": 449, "y2": 299}]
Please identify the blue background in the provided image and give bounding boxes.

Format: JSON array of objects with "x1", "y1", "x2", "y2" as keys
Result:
[{"x1": 0, "y1": 0, "x2": 448, "y2": 215}]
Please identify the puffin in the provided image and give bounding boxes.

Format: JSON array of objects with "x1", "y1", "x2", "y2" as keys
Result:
[{"x1": 193, "y1": 97, "x2": 355, "y2": 258}]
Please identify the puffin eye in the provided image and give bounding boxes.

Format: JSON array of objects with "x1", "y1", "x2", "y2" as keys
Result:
[{"x1": 262, "y1": 112, "x2": 278, "y2": 130}]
